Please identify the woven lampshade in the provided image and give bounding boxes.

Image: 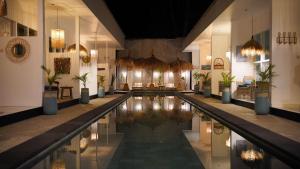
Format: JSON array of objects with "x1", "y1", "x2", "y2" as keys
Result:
[
  {"x1": 0, "y1": 0, "x2": 7, "y2": 17},
  {"x1": 51, "y1": 29, "x2": 65, "y2": 49},
  {"x1": 241, "y1": 36, "x2": 263, "y2": 57}
]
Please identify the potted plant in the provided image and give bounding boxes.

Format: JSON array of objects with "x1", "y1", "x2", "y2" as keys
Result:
[
  {"x1": 109, "y1": 74, "x2": 115, "y2": 95},
  {"x1": 201, "y1": 72, "x2": 211, "y2": 97},
  {"x1": 255, "y1": 64, "x2": 276, "y2": 115},
  {"x1": 73, "y1": 73, "x2": 89, "y2": 104},
  {"x1": 193, "y1": 71, "x2": 201, "y2": 94},
  {"x1": 98, "y1": 75, "x2": 105, "y2": 98},
  {"x1": 41, "y1": 65, "x2": 60, "y2": 115},
  {"x1": 221, "y1": 72, "x2": 235, "y2": 103}
]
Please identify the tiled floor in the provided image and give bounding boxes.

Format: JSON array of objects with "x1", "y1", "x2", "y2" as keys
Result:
[
  {"x1": 189, "y1": 94, "x2": 300, "y2": 143},
  {"x1": 0, "y1": 95, "x2": 122, "y2": 153}
]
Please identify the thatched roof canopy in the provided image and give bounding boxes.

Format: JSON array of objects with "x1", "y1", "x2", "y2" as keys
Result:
[
  {"x1": 170, "y1": 58, "x2": 193, "y2": 72},
  {"x1": 116, "y1": 57, "x2": 134, "y2": 70}
]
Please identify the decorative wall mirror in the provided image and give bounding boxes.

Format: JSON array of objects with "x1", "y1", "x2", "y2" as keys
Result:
[{"x1": 6, "y1": 38, "x2": 30, "y2": 63}]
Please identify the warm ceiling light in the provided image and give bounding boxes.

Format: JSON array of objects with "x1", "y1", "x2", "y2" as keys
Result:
[
  {"x1": 241, "y1": 16, "x2": 263, "y2": 57},
  {"x1": 0, "y1": 0, "x2": 7, "y2": 17},
  {"x1": 51, "y1": 29, "x2": 65, "y2": 48},
  {"x1": 51, "y1": 5, "x2": 65, "y2": 49}
]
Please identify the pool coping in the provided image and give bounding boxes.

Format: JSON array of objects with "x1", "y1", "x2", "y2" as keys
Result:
[
  {"x1": 0, "y1": 93, "x2": 130, "y2": 169},
  {"x1": 177, "y1": 92, "x2": 300, "y2": 168}
]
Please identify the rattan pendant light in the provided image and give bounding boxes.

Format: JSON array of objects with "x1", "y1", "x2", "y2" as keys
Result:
[
  {"x1": 0, "y1": 0, "x2": 7, "y2": 17},
  {"x1": 241, "y1": 16, "x2": 263, "y2": 57},
  {"x1": 51, "y1": 5, "x2": 65, "y2": 49}
]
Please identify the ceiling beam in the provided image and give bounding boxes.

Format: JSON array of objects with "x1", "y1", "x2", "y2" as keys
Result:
[
  {"x1": 82, "y1": 0, "x2": 125, "y2": 48},
  {"x1": 182, "y1": 0, "x2": 234, "y2": 50}
]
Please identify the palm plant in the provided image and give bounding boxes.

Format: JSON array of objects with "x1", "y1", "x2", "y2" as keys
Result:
[
  {"x1": 41, "y1": 65, "x2": 60, "y2": 90},
  {"x1": 257, "y1": 64, "x2": 276, "y2": 90},
  {"x1": 193, "y1": 71, "x2": 202, "y2": 85},
  {"x1": 200, "y1": 72, "x2": 211, "y2": 86},
  {"x1": 99, "y1": 75, "x2": 105, "y2": 87},
  {"x1": 221, "y1": 72, "x2": 235, "y2": 88},
  {"x1": 73, "y1": 73, "x2": 88, "y2": 88}
]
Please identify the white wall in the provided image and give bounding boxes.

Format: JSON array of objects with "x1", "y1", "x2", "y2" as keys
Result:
[
  {"x1": 231, "y1": 7, "x2": 271, "y2": 97},
  {"x1": 211, "y1": 35, "x2": 230, "y2": 95},
  {"x1": 271, "y1": 0, "x2": 300, "y2": 111},
  {"x1": 0, "y1": 0, "x2": 43, "y2": 107}
]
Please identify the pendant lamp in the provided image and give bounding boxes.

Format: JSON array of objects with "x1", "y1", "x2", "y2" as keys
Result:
[
  {"x1": 51, "y1": 6, "x2": 65, "y2": 49},
  {"x1": 241, "y1": 16, "x2": 263, "y2": 57},
  {"x1": 0, "y1": 0, "x2": 7, "y2": 17}
]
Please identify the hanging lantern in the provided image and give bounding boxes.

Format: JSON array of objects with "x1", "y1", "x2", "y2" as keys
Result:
[
  {"x1": 0, "y1": 0, "x2": 7, "y2": 17},
  {"x1": 51, "y1": 29, "x2": 65, "y2": 48},
  {"x1": 241, "y1": 36, "x2": 263, "y2": 57},
  {"x1": 241, "y1": 16, "x2": 264, "y2": 57},
  {"x1": 51, "y1": 5, "x2": 65, "y2": 49}
]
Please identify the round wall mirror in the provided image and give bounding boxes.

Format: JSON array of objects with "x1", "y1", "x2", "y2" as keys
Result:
[
  {"x1": 12, "y1": 44, "x2": 26, "y2": 58},
  {"x1": 6, "y1": 38, "x2": 30, "y2": 63}
]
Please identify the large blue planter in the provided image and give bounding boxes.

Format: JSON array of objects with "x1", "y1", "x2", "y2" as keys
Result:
[
  {"x1": 203, "y1": 86, "x2": 211, "y2": 97},
  {"x1": 222, "y1": 88, "x2": 231, "y2": 104},
  {"x1": 81, "y1": 88, "x2": 89, "y2": 104},
  {"x1": 43, "y1": 91, "x2": 57, "y2": 115},
  {"x1": 255, "y1": 95, "x2": 270, "y2": 115},
  {"x1": 98, "y1": 86, "x2": 105, "y2": 98}
]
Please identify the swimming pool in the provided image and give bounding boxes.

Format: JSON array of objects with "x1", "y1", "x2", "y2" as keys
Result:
[{"x1": 28, "y1": 94, "x2": 293, "y2": 169}]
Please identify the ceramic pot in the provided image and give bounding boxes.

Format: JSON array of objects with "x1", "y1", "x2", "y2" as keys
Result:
[
  {"x1": 98, "y1": 86, "x2": 105, "y2": 98},
  {"x1": 194, "y1": 84, "x2": 200, "y2": 94},
  {"x1": 43, "y1": 90, "x2": 57, "y2": 115},
  {"x1": 222, "y1": 87, "x2": 231, "y2": 104},
  {"x1": 255, "y1": 92, "x2": 270, "y2": 115},
  {"x1": 81, "y1": 88, "x2": 89, "y2": 104},
  {"x1": 123, "y1": 83, "x2": 129, "y2": 91},
  {"x1": 203, "y1": 85, "x2": 211, "y2": 97}
]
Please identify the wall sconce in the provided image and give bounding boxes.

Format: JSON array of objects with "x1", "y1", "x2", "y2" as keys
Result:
[
  {"x1": 206, "y1": 55, "x2": 212, "y2": 62},
  {"x1": 277, "y1": 32, "x2": 297, "y2": 45},
  {"x1": 225, "y1": 51, "x2": 231, "y2": 60}
]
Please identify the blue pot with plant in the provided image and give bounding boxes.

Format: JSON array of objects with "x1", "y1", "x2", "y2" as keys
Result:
[
  {"x1": 201, "y1": 72, "x2": 211, "y2": 97},
  {"x1": 41, "y1": 65, "x2": 60, "y2": 115},
  {"x1": 255, "y1": 64, "x2": 276, "y2": 115},
  {"x1": 73, "y1": 73, "x2": 89, "y2": 104},
  {"x1": 193, "y1": 71, "x2": 201, "y2": 94},
  {"x1": 98, "y1": 75, "x2": 105, "y2": 98},
  {"x1": 221, "y1": 72, "x2": 235, "y2": 104}
]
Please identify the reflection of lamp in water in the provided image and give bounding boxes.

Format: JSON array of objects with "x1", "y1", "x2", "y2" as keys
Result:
[
  {"x1": 241, "y1": 149, "x2": 264, "y2": 166},
  {"x1": 168, "y1": 103, "x2": 174, "y2": 110},
  {"x1": 52, "y1": 159, "x2": 66, "y2": 169},
  {"x1": 213, "y1": 122, "x2": 224, "y2": 135},
  {"x1": 122, "y1": 103, "x2": 127, "y2": 111},
  {"x1": 135, "y1": 103, "x2": 142, "y2": 111},
  {"x1": 153, "y1": 102, "x2": 161, "y2": 110}
]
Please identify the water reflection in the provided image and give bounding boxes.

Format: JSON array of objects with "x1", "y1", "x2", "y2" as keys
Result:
[{"x1": 32, "y1": 96, "x2": 292, "y2": 169}]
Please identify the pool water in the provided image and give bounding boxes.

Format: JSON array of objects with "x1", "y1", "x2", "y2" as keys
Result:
[{"x1": 32, "y1": 95, "x2": 292, "y2": 169}]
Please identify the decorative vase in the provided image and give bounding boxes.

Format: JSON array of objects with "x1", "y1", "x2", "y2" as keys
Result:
[
  {"x1": 81, "y1": 88, "x2": 89, "y2": 104},
  {"x1": 203, "y1": 85, "x2": 211, "y2": 97},
  {"x1": 98, "y1": 86, "x2": 105, "y2": 98},
  {"x1": 43, "y1": 90, "x2": 58, "y2": 115},
  {"x1": 222, "y1": 87, "x2": 231, "y2": 104},
  {"x1": 194, "y1": 84, "x2": 200, "y2": 94},
  {"x1": 255, "y1": 92, "x2": 270, "y2": 115},
  {"x1": 109, "y1": 86, "x2": 114, "y2": 95}
]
